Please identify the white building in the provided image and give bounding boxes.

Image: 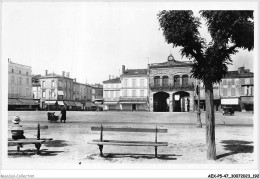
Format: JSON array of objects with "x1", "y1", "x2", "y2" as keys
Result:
[{"x1": 103, "y1": 77, "x2": 121, "y2": 110}]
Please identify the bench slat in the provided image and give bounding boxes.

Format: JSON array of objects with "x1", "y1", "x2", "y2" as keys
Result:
[
  {"x1": 8, "y1": 139, "x2": 45, "y2": 144},
  {"x1": 89, "y1": 140, "x2": 168, "y2": 146},
  {"x1": 91, "y1": 127, "x2": 167, "y2": 133}
]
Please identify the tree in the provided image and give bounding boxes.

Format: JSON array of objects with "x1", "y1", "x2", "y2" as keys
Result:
[{"x1": 157, "y1": 11, "x2": 254, "y2": 160}]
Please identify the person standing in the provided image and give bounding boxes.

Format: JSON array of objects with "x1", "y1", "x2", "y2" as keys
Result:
[
  {"x1": 11, "y1": 116, "x2": 26, "y2": 140},
  {"x1": 60, "y1": 106, "x2": 67, "y2": 123}
]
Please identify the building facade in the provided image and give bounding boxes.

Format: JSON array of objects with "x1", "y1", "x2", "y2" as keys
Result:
[
  {"x1": 38, "y1": 70, "x2": 75, "y2": 110},
  {"x1": 120, "y1": 66, "x2": 149, "y2": 111},
  {"x1": 8, "y1": 60, "x2": 38, "y2": 110},
  {"x1": 148, "y1": 54, "x2": 195, "y2": 112},
  {"x1": 103, "y1": 77, "x2": 121, "y2": 110},
  {"x1": 220, "y1": 66, "x2": 254, "y2": 111}
]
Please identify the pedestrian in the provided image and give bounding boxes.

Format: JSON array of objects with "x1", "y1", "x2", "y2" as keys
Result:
[
  {"x1": 60, "y1": 106, "x2": 67, "y2": 123},
  {"x1": 11, "y1": 116, "x2": 26, "y2": 140}
]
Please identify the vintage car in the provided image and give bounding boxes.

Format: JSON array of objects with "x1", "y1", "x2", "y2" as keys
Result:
[{"x1": 222, "y1": 107, "x2": 234, "y2": 116}]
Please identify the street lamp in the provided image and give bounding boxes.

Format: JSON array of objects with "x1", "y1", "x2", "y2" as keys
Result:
[{"x1": 196, "y1": 80, "x2": 202, "y2": 128}]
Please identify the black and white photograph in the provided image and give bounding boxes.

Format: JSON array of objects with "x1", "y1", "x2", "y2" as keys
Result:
[{"x1": 1, "y1": 1, "x2": 259, "y2": 178}]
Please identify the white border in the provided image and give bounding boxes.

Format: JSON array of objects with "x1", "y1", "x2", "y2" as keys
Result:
[{"x1": 1, "y1": 0, "x2": 259, "y2": 178}]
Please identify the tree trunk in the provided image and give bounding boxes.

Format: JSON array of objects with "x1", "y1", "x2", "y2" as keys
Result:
[{"x1": 205, "y1": 80, "x2": 217, "y2": 160}]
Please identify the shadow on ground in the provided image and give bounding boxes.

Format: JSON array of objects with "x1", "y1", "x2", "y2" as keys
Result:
[
  {"x1": 86, "y1": 153, "x2": 181, "y2": 160},
  {"x1": 8, "y1": 149, "x2": 63, "y2": 157},
  {"x1": 43, "y1": 140, "x2": 69, "y2": 147},
  {"x1": 217, "y1": 140, "x2": 253, "y2": 159}
]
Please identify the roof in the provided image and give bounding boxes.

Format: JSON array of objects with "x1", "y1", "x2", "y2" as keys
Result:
[
  {"x1": 121, "y1": 69, "x2": 148, "y2": 76},
  {"x1": 224, "y1": 70, "x2": 254, "y2": 78},
  {"x1": 39, "y1": 73, "x2": 73, "y2": 80},
  {"x1": 103, "y1": 77, "x2": 121, "y2": 84},
  {"x1": 149, "y1": 60, "x2": 193, "y2": 68}
]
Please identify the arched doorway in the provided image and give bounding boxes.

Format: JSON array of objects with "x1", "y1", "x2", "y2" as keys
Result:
[
  {"x1": 153, "y1": 92, "x2": 170, "y2": 112},
  {"x1": 172, "y1": 91, "x2": 190, "y2": 112}
]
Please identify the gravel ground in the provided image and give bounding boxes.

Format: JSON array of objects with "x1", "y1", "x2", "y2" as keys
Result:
[{"x1": 4, "y1": 111, "x2": 254, "y2": 169}]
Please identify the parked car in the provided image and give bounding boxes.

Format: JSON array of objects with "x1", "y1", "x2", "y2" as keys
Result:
[{"x1": 222, "y1": 107, "x2": 234, "y2": 116}]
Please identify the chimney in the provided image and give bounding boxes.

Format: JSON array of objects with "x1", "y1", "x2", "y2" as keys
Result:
[
  {"x1": 109, "y1": 75, "x2": 111, "y2": 80},
  {"x1": 66, "y1": 72, "x2": 70, "y2": 78},
  {"x1": 238, "y1": 67, "x2": 245, "y2": 74},
  {"x1": 62, "y1": 71, "x2": 65, "y2": 77},
  {"x1": 45, "y1": 70, "x2": 48, "y2": 76},
  {"x1": 122, "y1": 65, "x2": 125, "y2": 74},
  {"x1": 74, "y1": 78, "x2": 76, "y2": 82}
]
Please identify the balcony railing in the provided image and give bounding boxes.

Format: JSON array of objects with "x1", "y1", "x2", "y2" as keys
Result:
[
  {"x1": 150, "y1": 83, "x2": 195, "y2": 91},
  {"x1": 119, "y1": 96, "x2": 148, "y2": 102}
]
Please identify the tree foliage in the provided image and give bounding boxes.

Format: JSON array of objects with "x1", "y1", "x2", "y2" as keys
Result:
[{"x1": 157, "y1": 10, "x2": 254, "y2": 84}]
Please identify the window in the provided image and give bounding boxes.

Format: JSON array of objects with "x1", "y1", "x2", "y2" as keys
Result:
[
  {"x1": 116, "y1": 91, "x2": 119, "y2": 98},
  {"x1": 19, "y1": 77, "x2": 22, "y2": 85},
  {"x1": 240, "y1": 78, "x2": 245, "y2": 85},
  {"x1": 227, "y1": 87, "x2": 231, "y2": 96},
  {"x1": 132, "y1": 79, "x2": 136, "y2": 87},
  {"x1": 123, "y1": 90, "x2": 127, "y2": 97},
  {"x1": 19, "y1": 70, "x2": 21, "y2": 74},
  {"x1": 26, "y1": 72, "x2": 28, "y2": 76},
  {"x1": 231, "y1": 79, "x2": 235, "y2": 85},
  {"x1": 154, "y1": 76, "x2": 160, "y2": 86},
  {"x1": 26, "y1": 78, "x2": 29, "y2": 85},
  {"x1": 105, "y1": 91, "x2": 108, "y2": 98},
  {"x1": 162, "y1": 76, "x2": 169, "y2": 86},
  {"x1": 222, "y1": 79, "x2": 227, "y2": 85},
  {"x1": 124, "y1": 79, "x2": 128, "y2": 87},
  {"x1": 223, "y1": 88, "x2": 227, "y2": 97},
  {"x1": 18, "y1": 87, "x2": 22, "y2": 95},
  {"x1": 26, "y1": 88, "x2": 29, "y2": 96},
  {"x1": 140, "y1": 90, "x2": 144, "y2": 97},
  {"x1": 51, "y1": 80, "x2": 55, "y2": 88},
  {"x1": 11, "y1": 75, "x2": 14, "y2": 83},
  {"x1": 140, "y1": 79, "x2": 144, "y2": 87},
  {"x1": 132, "y1": 90, "x2": 136, "y2": 97},
  {"x1": 245, "y1": 78, "x2": 250, "y2": 85},
  {"x1": 110, "y1": 91, "x2": 114, "y2": 98},
  {"x1": 51, "y1": 90, "x2": 55, "y2": 98},
  {"x1": 42, "y1": 81, "x2": 45, "y2": 87},
  {"x1": 231, "y1": 88, "x2": 235, "y2": 96},
  {"x1": 11, "y1": 69, "x2": 14, "y2": 73},
  {"x1": 182, "y1": 75, "x2": 189, "y2": 85},
  {"x1": 42, "y1": 91, "x2": 46, "y2": 98},
  {"x1": 11, "y1": 86, "x2": 14, "y2": 94},
  {"x1": 174, "y1": 75, "x2": 180, "y2": 86}
]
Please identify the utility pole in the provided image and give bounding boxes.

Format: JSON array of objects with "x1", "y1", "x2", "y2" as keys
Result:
[{"x1": 196, "y1": 80, "x2": 202, "y2": 128}]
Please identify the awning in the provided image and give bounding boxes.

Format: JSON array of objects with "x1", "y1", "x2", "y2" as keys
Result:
[
  {"x1": 8, "y1": 98, "x2": 23, "y2": 105},
  {"x1": 221, "y1": 98, "x2": 239, "y2": 105},
  {"x1": 45, "y1": 101, "x2": 57, "y2": 105},
  {"x1": 63, "y1": 101, "x2": 76, "y2": 106},
  {"x1": 241, "y1": 96, "x2": 254, "y2": 104},
  {"x1": 104, "y1": 102, "x2": 118, "y2": 105},
  {"x1": 58, "y1": 91, "x2": 64, "y2": 95},
  {"x1": 63, "y1": 101, "x2": 70, "y2": 106},
  {"x1": 69, "y1": 101, "x2": 76, "y2": 106},
  {"x1": 120, "y1": 101, "x2": 147, "y2": 104},
  {"x1": 84, "y1": 102, "x2": 93, "y2": 107},
  {"x1": 57, "y1": 101, "x2": 64, "y2": 105},
  {"x1": 74, "y1": 101, "x2": 82, "y2": 107},
  {"x1": 18, "y1": 99, "x2": 39, "y2": 105}
]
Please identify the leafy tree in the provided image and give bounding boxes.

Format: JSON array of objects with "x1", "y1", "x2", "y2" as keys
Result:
[{"x1": 157, "y1": 10, "x2": 254, "y2": 160}]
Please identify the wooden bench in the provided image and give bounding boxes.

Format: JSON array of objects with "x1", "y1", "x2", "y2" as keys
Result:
[
  {"x1": 8, "y1": 124, "x2": 53, "y2": 154},
  {"x1": 88, "y1": 125, "x2": 168, "y2": 158},
  {"x1": 47, "y1": 112, "x2": 59, "y2": 123}
]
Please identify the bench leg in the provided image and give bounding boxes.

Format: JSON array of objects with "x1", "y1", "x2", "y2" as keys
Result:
[
  {"x1": 17, "y1": 145, "x2": 20, "y2": 152},
  {"x1": 35, "y1": 143, "x2": 42, "y2": 155},
  {"x1": 98, "y1": 145, "x2": 104, "y2": 157},
  {"x1": 155, "y1": 147, "x2": 158, "y2": 158}
]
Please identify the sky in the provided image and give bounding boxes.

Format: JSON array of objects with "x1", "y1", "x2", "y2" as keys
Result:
[{"x1": 2, "y1": 2, "x2": 254, "y2": 84}]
